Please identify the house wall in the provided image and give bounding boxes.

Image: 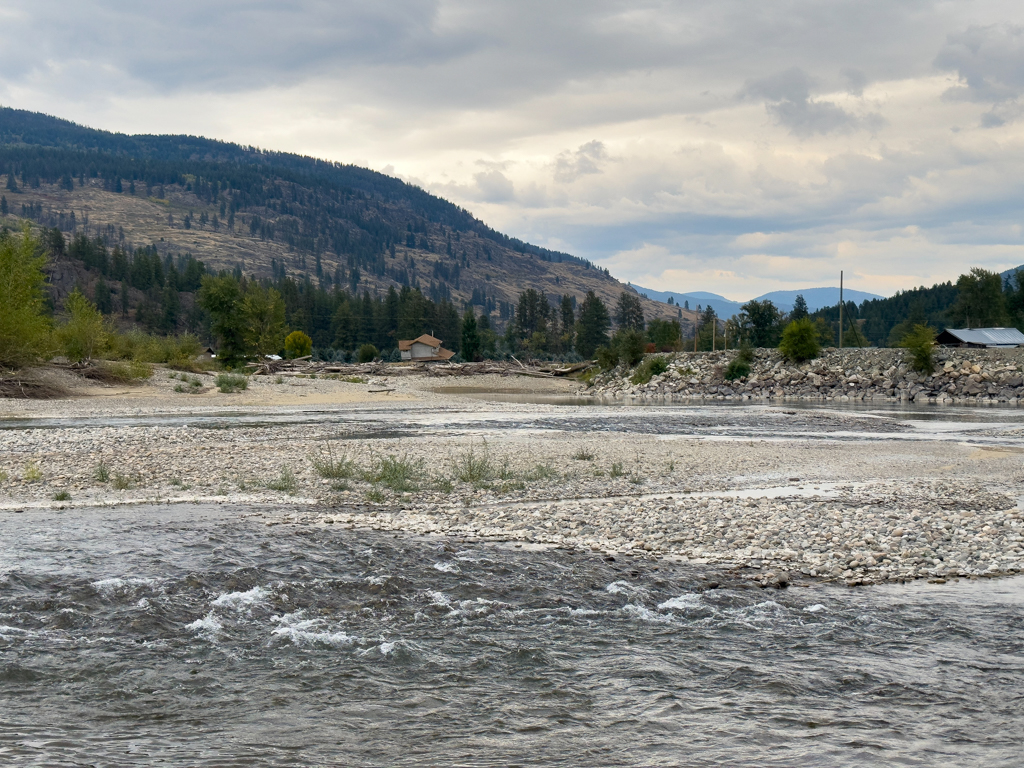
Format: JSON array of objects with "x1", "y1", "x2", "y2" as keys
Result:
[{"x1": 410, "y1": 342, "x2": 438, "y2": 359}]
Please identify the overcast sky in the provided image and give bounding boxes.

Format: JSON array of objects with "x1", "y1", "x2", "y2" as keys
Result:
[{"x1": 4, "y1": 1, "x2": 1024, "y2": 298}]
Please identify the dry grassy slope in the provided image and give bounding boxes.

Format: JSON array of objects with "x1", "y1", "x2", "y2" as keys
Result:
[{"x1": 4, "y1": 176, "x2": 695, "y2": 329}]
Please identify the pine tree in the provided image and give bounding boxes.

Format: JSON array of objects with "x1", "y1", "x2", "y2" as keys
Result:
[
  {"x1": 615, "y1": 291, "x2": 645, "y2": 330},
  {"x1": 791, "y1": 294, "x2": 809, "y2": 320},
  {"x1": 575, "y1": 291, "x2": 610, "y2": 358},
  {"x1": 461, "y1": 308, "x2": 480, "y2": 361}
]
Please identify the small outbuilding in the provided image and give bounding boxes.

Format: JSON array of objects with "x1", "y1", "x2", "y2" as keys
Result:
[
  {"x1": 196, "y1": 346, "x2": 217, "y2": 362},
  {"x1": 935, "y1": 327, "x2": 1024, "y2": 348},
  {"x1": 398, "y1": 334, "x2": 456, "y2": 362}
]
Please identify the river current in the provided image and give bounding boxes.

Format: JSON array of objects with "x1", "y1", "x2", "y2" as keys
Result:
[{"x1": 1, "y1": 503, "x2": 1022, "y2": 766}]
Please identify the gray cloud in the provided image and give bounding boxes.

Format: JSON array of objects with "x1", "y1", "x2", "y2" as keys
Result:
[
  {"x1": 2, "y1": 1, "x2": 1024, "y2": 295},
  {"x1": 553, "y1": 141, "x2": 607, "y2": 183},
  {"x1": 741, "y1": 67, "x2": 872, "y2": 136},
  {"x1": 935, "y1": 24, "x2": 1024, "y2": 126},
  {"x1": 473, "y1": 168, "x2": 515, "y2": 202}
]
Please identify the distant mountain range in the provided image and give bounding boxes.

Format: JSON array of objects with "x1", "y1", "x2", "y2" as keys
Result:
[{"x1": 629, "y1": 284, "x2": 884, "y2": 317}]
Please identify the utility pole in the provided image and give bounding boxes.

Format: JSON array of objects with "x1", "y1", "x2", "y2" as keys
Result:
[{"x1": 838, "y1": 270, "x2": 844, "y2": 349}]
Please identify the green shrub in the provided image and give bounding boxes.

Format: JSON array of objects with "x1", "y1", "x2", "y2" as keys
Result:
[
  {"x1": 103, "y1": 360, "x2": 153, "y2": 382},
  {"x1": 112, "y1": 472, "x2": 133, "y2": 490},
  {"x1": 523, "y1": 462, "x2": 558, "y2": 482},
  {"x1": 94, "y1": 461, "x2": 110, "y2": 482},
  {"x1": 614, "y1": 328, "x2": 647, "y2": 368},
  {"x1": 630, "y1": 355, "x2": 668, "y2": 385},
  {"x1": 0, "y1": 226, "x2": 51, "y2": 368},
  {"x1": 572, "y1": 448, "x2": 595, "y2": 461},
  {"x1": 596, "y1": 344, "x2": 619, "y2": 370},
  {"x1": 265, "y1": 466, "x2": 298, "y2": 494},
  {"x1": 778, "y1": 318, "x2": 821, "y2": 363},
  {"x1": 452, "y1": 443, "x2": 495, "y2": 486},
  {"x1": 900, "y1": 325, "x2": 936, "y2": 373},
  {"x1": 53, "y1": 490, "x2": 71, "y2": 501},
  {"x1": 56, "y1": 289, "x2": 108, "y2": 363},
  {"x1": 310, "y1": 443, "x2": 359, "y2": 479},
  {"x1": 216, "y1": 373, "x2": 248, "y2": 393},
  {"x1": 357, "y1": 343, "x2": 379, "y2": 363},
  {"x1": 284, "y1": 330, "x2": 313, "y2": 359},
  {"x1": 24, "y1": 463, "x2": 42, "y2": 482},
  {"x1": 363, "y1": 453, "x2": 423, "y2": 492},
  {"x1": 724, "y1": 343, "x2": 754, "y2": 381}
]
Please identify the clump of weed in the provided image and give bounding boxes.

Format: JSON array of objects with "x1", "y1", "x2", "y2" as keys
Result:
[
  {"x1": 497, "y1": 457, "x2": 517, "y2": 481},
  {"x1": 363, "y1": 454, "x2": 422, "y2": 493},
  {"x1": 366, "y1": 488, "x2": 386, "y2": 503},
  {"x1": 52, "y1": 490, "x2": 71, "y2": 501},
  {"x1": 571, "y1": 447, "x2": 595, "y2": 461},
  {"x1": 452, "y1": 442, "x2": 495, "y2": 486},
  {"x1": 433, "y1": 477, "x2": 454, "y2": 493},
  {"x1": 266, "y1": 467, "x2": 298, "y2": 494},
  {"x1": 342, "y1": 376, "x2": 367, "y2": 384},
  {"x1": 610, "y1": 462, "x2": 625, "y2": 478},
  {"x1": 112, "y1": 472, "x2": 134, "y2": 490},
  {"x1": 94, "y1": 461, "x2": 110, "y2": 483},
  {"x1": 275, "y1": 375, "x2": 284, "y2": 384},
  {"x1": 523, "y1": 462, "x2": 558, "y2": 482},
  {"x1": 216, "y1": 373, "x2": 249, "y2": 394},
  {"x1": 310, "y1": 442, "x2": 359, "y2": 480},
  {"x1": 23, "y1": 463, "x2": 43, "y2": 482}
]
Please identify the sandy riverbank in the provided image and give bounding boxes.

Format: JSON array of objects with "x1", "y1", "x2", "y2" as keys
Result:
[{"x1": 2, "y1": 369, "x2": 1022, "y2": 586}]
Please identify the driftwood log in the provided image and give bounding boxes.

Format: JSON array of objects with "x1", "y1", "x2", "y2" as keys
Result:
[{"x1": 246, "y1": 358, "x2": 595, "y2": 378}]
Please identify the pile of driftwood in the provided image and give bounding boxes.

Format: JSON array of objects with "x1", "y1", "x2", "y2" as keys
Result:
[{"x1": 247, "y1": 356, "x2": 593, "y2": 378}]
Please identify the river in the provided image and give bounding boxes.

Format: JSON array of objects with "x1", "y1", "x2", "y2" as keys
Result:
[{"x1": 2, "y1": 502, "x2": 1022, "y2": 766}]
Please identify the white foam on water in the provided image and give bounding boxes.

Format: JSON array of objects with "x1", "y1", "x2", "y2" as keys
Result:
[
  {"x1": 185, "y1": 612, "x2": 222, "y2": 639},
  {"x1": 605, "y1": 581, "x2": 650, "y2": 599},
  {"x1": 211, "y1": 585, "x2": 269, "y2": 611},
  {"x1": 92, "y1": 576, "x2": 158, "y2": 595},
  {"x1": 366, "y1": 575, "x2": 390, "y2": 586},
  {"x1": 804, "y1": 604, "x2": 827, "y2": 613},
  {"x1": 0, "y1": 624, "x2": 38, "y2": 639},
  {"x1": 657, "y1": 594, "x2": 703, "y2": 612},
  {"x1": 432, "y1": 561, "x2": 460, "y2": 573},
  {"x1": 136, "y1": 598, "x2": 150, "y2": 609},
  {"x1": 568, "y1": 607, "x2": 603, "y2": 616},
  {"x1": 378, "y1": 641, "x2": 397, "y2": 655},
  {"x1": 622, "y1": 603, "x2": 677, "y2": 624},
  {"x1": 269, "y1": 612, "x2": 358, "y2": 648},
  {"x1": 425, "y1": 590, "x2": 451, "y2": 607}
]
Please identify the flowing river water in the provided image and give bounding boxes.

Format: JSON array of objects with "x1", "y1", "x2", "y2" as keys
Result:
[
  {"x1": 2, "y1": 502, "x2": 1023, "y2": 766},
  {"x1": 2, "y1": 399, "x2": 1024, "y2": 765}
]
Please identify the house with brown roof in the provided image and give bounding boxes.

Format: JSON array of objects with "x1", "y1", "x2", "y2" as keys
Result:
[{"x1": 398, "y1": 334, "x2": 456, "y2": 362}]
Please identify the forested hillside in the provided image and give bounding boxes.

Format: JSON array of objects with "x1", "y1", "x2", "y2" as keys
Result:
[
  {"x1": 811, "y1": 268, "x2": 1023, "y2": 346},
  {"x1": 0, "y1": 107, "x2": 690, "y2": 342}
]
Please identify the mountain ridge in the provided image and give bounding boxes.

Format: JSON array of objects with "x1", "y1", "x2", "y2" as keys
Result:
[{"x1": 0, "y1": 106, "x2": 691, "y2": 330}]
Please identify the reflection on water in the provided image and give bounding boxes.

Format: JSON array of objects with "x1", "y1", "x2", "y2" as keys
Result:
[{"x1": 2, "y1": 503, "x2": 1023, "y2": 766}]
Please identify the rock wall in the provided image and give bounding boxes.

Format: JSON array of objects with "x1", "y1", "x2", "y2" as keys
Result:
[{"x1": 590, "y1": 347, "x2": 1024, "y2": 404}]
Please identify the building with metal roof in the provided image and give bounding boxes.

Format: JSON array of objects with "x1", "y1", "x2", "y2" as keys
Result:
[{"x1": 935, "y1": 327, "x2": 1024, "y2": 348}]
